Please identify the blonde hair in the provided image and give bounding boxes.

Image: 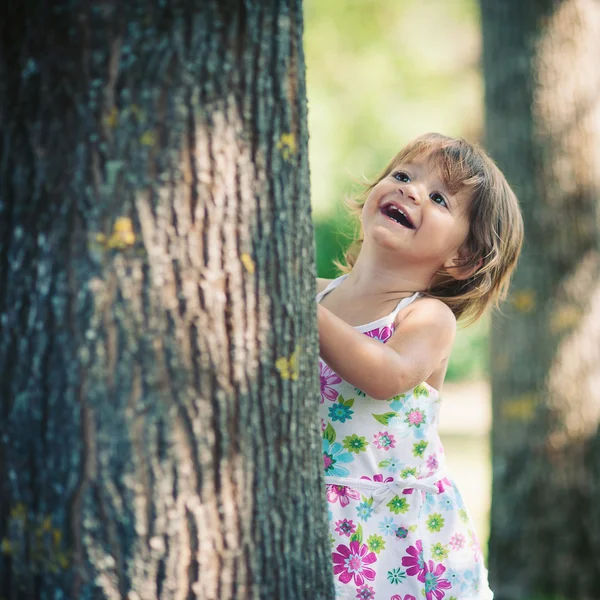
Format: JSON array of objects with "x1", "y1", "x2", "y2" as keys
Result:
[{"x1": 336, "y1": 133, "x2": 524, "y2": 324}]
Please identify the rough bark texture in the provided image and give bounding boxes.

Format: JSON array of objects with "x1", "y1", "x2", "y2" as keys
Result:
[
  {"x1": 0, "y1": 1, "x2": 333, "y2": 599},
  {"x1": 481, "y1": 0, "x2": 600, "y2": 597}
]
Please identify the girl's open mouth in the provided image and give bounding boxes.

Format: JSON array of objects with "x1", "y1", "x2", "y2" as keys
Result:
[{"x1": 381, "y1": 202, "x2": 415, "y2": 229}]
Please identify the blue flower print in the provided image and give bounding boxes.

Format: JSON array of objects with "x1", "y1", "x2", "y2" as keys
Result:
[
  {"x1": 328, "y1": 403, "x2": 354, "y2": 423},
  {"x1": 356, "y1": 501, "x2": 374, "y2": 522},
  {"x1": 322, "y1": 439, "x2": 354, "y2": 477},
  {"x1": 379, "y1": 456, "x2": 401, "y2": 473},
  {"x1": 445, "y1": 568, "x2": 461, "y2": 589},
  {"x1": 438, "y1": 494, "x2": 455, "y2": 512},
  {"x1": 412, "y1": 424, "x2": 427, "y2": 440},
  {"x1": 423, "y1": 492, "x2": 437, "y2": 513},
  {"x1": 389, "y1": 398, "x2": 404, "y2": 412},
  {"x1": 378, "y1": 516, "x2": 397, "y2": 536},
  {"x1": 460, "y1": 568, "x2": 480, "y2": 595}
]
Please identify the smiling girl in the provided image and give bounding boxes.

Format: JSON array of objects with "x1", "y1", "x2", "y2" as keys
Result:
[{"x1": 316, "y1": 133, "x2": 523, "y2": 599}]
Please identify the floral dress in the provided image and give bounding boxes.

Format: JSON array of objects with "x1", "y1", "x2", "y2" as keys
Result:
[{"x1": 317, "y1": 276, "x2": 493, "y2": 600}]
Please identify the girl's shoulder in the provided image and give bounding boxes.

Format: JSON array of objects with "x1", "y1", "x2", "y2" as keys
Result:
[
  {"x1": 394, "y1": 294, "x2": 457, "y2": 333},
  {"x1": 316, "y1": 278, "x2": 333, "y2": 294}
]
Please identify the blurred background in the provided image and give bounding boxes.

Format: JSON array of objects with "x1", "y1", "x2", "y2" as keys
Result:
[{"x1": 304, "y1": 0, "x2": 492, "y2": 550}]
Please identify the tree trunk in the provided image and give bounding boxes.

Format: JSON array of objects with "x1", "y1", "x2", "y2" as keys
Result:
[
  {"x1": 0, "y1": 2, "x2": 333, "y2": 599},
  {"x1": 481, "y1": 0, "x2": 600, "y2": 597}
]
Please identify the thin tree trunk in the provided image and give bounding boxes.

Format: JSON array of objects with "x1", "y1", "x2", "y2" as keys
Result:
[
  {"x1": 481, "y1": 0, "x2": 600, "y2": 597},
  {"x1": 0, "y1": 2, "x2": 333, "y2": 599}
]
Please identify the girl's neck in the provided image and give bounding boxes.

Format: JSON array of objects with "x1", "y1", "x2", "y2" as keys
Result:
[{"x1": 345, "y1": 245, "x2": 436, "y2": 299}]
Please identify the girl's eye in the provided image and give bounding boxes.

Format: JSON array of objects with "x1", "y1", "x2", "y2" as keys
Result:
[
  {"x1": 430, "y1": 192, "x2": 448, "y2": 208},
  {"x1": 392, "y1": 171, "x2": 410, "y2": 183}
]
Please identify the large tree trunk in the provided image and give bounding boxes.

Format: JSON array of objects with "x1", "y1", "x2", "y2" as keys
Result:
[
  {"x1": 481, "y1": 0, "x2": 600, "y2": 597},
  {"x1": 0, "y1": 2, "x2": 333, "y2": 599}
]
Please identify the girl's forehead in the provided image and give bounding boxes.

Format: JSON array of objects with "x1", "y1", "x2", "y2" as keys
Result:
[{"x1": 393, "y1": 150, "x2": 472, "y2": 196}]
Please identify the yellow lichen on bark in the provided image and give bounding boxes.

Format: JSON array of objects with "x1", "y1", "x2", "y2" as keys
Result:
[{"x1": 275, "y1": 346, "x2": 300, "y2": 380}]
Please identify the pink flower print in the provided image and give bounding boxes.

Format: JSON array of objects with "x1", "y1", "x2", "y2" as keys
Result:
[
  {"x1": 332, "y1": 540, "x2": 377, "y2": 586},
  {"x1": 360, "y1": 473, "x2": 394, "y2": 484},
  {"x1": 402, "y1": 540, "x2": 426, "y2": 578},
  {"x1": 435, "y1": 477, "x2": 451, "y2": 494},
  {"x1": 373, "y1": 431, "x2": 396, "y2": 451},
  {"x1": 418, "y1": 560, "x2": 452, "y2": 600},
  {"x1": 365, "y1": 325, "x2": 393, "y2": 343},
  {"x1": 327, "y1": 484, "x2": 360, "y2": 507},
  {"x1": 321, "y1": 418, "x2": 327, "y2": 432},
  {"x1": 320, "y1": 362, "x2": 342, "y2": 403},
  {"x1": 356, "y1": 584, "x2": 376, "y2": 599},
  {"x1": 470, "y1": 534, "x2": 482, "y2": 562},
  {"x1": 426, "y1": 454, "x2": 439, "y2": 471},
  {"x1": 449, "y1": 533, "x2": 465, "y2": 550},
  {"x1": 334, "y1": 518, "x2": 357, "y2": 537},
  {"x1": 405, "y1": 408, "x2": 425, "y2": 427},
  {"x1": 391, "y1": 596, "x2": 416, "y2": 600}
]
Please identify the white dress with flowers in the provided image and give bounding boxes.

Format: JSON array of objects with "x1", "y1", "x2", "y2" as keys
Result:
[{"x1": 317, "y1": 276, "x2": 493, "y2": 600}]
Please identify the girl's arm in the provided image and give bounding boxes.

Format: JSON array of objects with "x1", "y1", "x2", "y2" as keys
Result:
[{"x1": 317, "y1": 299, "x2": 456, "y2": 400}]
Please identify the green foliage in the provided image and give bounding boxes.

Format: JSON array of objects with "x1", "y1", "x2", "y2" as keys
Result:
[
  {"x1": 313, "y1": 206, "x2": 356, "y2": 279},
  {"x1": 305, "y1": 0, "x2": 482, "y2": 220},
  {"x1": 446, "y1": 315, "x2": 490, "y2": 382}
]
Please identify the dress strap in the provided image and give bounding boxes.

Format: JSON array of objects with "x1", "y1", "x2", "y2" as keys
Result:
[
  {"x1": 388, "y1": 291, "x2": 422, "y2": 321},
  {"x1": 315, "y1": 274, "x2": 348, "y2": 303}
]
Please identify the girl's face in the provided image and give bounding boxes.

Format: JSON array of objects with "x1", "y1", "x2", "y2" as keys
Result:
[{"x1": 361, "y1": 156, "x2": 472, "y2": 279}]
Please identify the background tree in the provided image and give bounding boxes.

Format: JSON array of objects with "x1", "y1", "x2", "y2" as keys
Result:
[
  {"x1": 481, "y1": 0, "x2": 600, "y2": 597},
  {"x1": 0, "y1": 1, "x2": 332, "y2": 599}
]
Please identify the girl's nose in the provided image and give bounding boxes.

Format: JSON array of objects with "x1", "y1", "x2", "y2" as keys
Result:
[{"x1": 399, "y1": 183, "x2": 421, "y2": 204}]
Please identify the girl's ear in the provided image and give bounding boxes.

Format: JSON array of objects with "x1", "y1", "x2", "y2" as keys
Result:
[{"x1": 443, "y1": 250, "x2": 484, "y2": 281}]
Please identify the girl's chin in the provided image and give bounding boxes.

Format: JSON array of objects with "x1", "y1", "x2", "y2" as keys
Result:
[{"x1": 369, "y1": 224, "x2": 411, "y2": 246}]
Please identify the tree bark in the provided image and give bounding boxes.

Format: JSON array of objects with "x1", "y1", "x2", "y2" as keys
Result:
[
  {"x1": 481, "y1": 0, "x2": 600, "y2": 597},
  {"x1": 0, "y1": 1, "x2": 333, "y2": 599}
]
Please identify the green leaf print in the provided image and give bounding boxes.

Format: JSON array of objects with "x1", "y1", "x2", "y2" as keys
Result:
[
  {"x1": 338, "y1": 394, "x2": 354, "y2": 408},
  {"x1": 360, "y1": 494, "x2": 374, "y2": 507},
  {"x1": 413, "y1": 383, "x2": 430, "y2": 397},
  {"x1": 372, "y1": 412, "x2": 397, "y2": 426},
  {"x1": 388, "y1": 393, "x2": 406, "y2": 402},
  {"x1": 427, "y1": 513, "x2": 445, "y2": 533},
  {"x1": 378, "y1": 459, "x2": 391, "y2": 468},
  {"x1": 350, "y1": 523, "x2": 363, "y2": 543},
  {"x1": 387, "y1": 496, "x2": 410, "y2": 515},
  {"x1": 323, "y1": 423, "x2": 336, "y2": 443}
]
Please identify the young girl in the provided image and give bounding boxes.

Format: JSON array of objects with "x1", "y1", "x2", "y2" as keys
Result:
[{"x1": 316, "y1": 133, "x2": 523, "y2": 600}]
